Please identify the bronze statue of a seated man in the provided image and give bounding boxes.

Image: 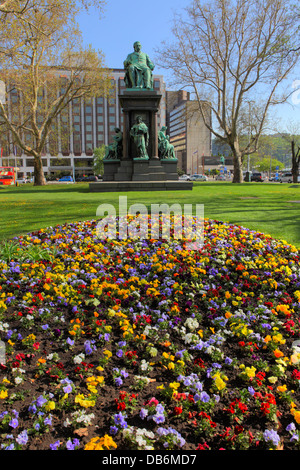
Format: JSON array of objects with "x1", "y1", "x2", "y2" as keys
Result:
[{"x1": 124, "y1": 41, "x2": 154, "y2": 90}]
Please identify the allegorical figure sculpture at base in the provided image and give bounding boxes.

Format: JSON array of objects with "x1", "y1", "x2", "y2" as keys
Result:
[
  {"x1": 104, "y1": 127, "x2": 123, "y2": 160},
  {"x1": 124, "y1": 41, "x2": 155, "y2": 90},
  {"x1": 158, "y1": 126, "x2": 176, "y2": 160},
  {"x1": 130, "y1": 116, "x2": 149, "y2": 160}
]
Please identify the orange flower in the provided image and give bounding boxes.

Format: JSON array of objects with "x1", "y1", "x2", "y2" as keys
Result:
[{"x1": 274, "y1": 349, "x2": 284, "y2": 358}]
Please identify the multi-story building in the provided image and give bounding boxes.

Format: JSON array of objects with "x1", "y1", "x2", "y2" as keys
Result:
[
  {"x1": 2, "y1": 74, "x2": 214, "y2": 179},
  {"x1": 166, "y1": 90, "x2": 212, "y2": 174},
  {"x1": 1, "y1": 70, "x2": 166, "y2": 179}
]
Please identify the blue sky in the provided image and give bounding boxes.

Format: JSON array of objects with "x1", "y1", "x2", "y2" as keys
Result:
[
  {"x1": 77, "y1": 0, "x2": 188, "y2": 79},
  {"x1": 77, "y1": 0, "x2": 300, "y2": 132}
]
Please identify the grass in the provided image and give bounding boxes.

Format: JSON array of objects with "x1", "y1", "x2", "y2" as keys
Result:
[{"x1": 0, "y1": 181, "x2": 299, "y2": 248}]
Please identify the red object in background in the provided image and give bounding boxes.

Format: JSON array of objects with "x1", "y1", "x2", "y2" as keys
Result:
[{"x1": 0, "y1": 166, "x2": 17, "y2": 185}]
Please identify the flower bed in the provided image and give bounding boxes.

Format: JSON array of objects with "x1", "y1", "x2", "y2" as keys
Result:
[{"x1": 0, "y1": 218, "x2": 300, "y2": 450}]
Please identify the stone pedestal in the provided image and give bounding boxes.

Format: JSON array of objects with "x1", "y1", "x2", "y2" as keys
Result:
[
  {"x1": 102, "y1": 160, "x2": 120, "y2": 181},
  {"x1": 114, "y1": 159, "x2": 133, "y2": 181},
  {"x1": 161, "y1": 159, "x2": 179, "y2": 181},
  {"x1": 102, "y1": 89, "x2": 184, "y2": 188},
  {"x1": 119, "y1": 90, "x2": 162, "y2": 162}
]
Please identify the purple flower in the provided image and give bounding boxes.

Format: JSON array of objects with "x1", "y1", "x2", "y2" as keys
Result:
[
  {"x1": 113, "y1": 412, "x2": 128, "y2": 429},
  {"x1": 9, "y1": 418, "x2": 18, "y2": 429},
  {"x1": 16, "y1": 430, "x2": 28, "y2": 446},
  {"x1": 63, "y1": 384, "x2": 72, "y2": 394},
  {"x1": 109, "y1": 425, "x2": 118, "y2": 435},
  {"x1": 84, "y1": 340, "x2": 96, "y2": 355},
  {"x1": 44, "y1": 415, "x2": 52, "y2": 426},
  {"x1": 140, "y1": 408, "x2": 148, "y2": 419},
  {"x1": 286, "y1": 423, "x2": 296, "y2": 432},
  {"x1": 49, "y1": 440, "x2": 61, "y2": 450},
  {"x1": 66, "y1": 438, "x2": 80, "y2": 450},
  {"x1": 36, "y1": 395, "x2": 47, "y2": 407},
  {"x1": 200, "y1": 391, "x2": 210, "y2": 403},
  {"x1": 114, "y1": 377, "x2": 123, "y2": 386},
  {"x1": 263, "y1": 429, "x2": 280, "y2": 447}
]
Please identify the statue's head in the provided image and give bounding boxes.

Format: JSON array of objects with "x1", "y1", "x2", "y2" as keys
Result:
[{"x1": 133, "y1": 41, "x2": 141, "y2": 52}]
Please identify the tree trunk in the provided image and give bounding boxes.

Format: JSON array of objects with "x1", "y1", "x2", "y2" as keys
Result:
[
  {"x1": 33, "y1": 155, "x2": 46, "y2": 186},
  {"x1": 291, "y1": 140, "x2": 300, "y2": 184},
  {"x1": 231, "y1": 142, "x2": 244, "y2": 183}
]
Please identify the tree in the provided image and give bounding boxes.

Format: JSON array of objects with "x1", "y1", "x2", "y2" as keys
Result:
[
  {"x1": 280, "y1": 123, "x2": 300, "y2": 182},
  {"x1": 0, "y1": 0, "x2": 105, "y2": 15},
  {"x1": 0, "y1": 0, "x2": 110, "y2": 185},
  {"x1": 0, "y1": 1, "x2": 30, "y2": 14},
  {"x1": 93, "y1": 145, "x2": 105, "y2": 176},
  {"x1": 156, "y1": 0, "x2": 300, "y2": 182}
]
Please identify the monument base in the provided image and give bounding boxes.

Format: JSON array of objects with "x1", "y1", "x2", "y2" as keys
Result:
[
  {"x1": 103, "y1": 158, "x2": 179, "y2": 183},
  {"x1": 89, "y1": 180, "x2": 193, "y2": 192}
]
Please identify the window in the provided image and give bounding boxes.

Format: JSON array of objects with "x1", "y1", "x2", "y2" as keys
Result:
[{"x1": 97, "y1": 106, "x2": 103, "y2": 114}]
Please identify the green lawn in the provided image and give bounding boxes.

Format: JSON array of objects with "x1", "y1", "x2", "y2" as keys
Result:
[{"x1": 0, "y1": 181, "x2": 299, "y2": 248}]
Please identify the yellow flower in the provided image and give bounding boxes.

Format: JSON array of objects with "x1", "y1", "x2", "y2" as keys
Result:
[
  {"x1": 244, "y1": 366, "x2": 256, "y2": 379},
  {"x1": 292, "y1": 409, "x2": 300, "y2": 425},
  {"x1": 103, "y1": 349, "x2": 112, "y2": 359},
  {"x1": 0, "y1": 389, "x2": 8, "y2": 399},
  {"x1": 268, "y1": 376, "x2": 278, "y2": 384},
  {"x1": 75, "y1": 393, "x2": 96, "y2": 408},
  {"x1": 169, "y1": 382, "x2": 180, "y2": 390},
  {"x1": 277, "y1": 384, "x2": 287, "y2": 393},
  {"x1": 84, "y1": 435, "x2": 117, "y2": 450},
  {"x1": 45, "y1": 400, "x2": 56, "y2": 411},
  {"x1": 213, "y1": 372, "x2": 227, "y2": 391}
]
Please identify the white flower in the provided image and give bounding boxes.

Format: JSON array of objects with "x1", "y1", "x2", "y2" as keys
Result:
[
  {"x1": 184, "y1": 318, "x2": 199, "y2": 331},
  {"x1": 73, "y1": 353, "x2": 85, "y2": 364}
]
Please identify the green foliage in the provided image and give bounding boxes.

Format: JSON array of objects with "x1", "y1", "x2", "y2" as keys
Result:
[
  {"x1": 93, "y1": 145, "x2": 106, "y2": 175},
  {"x1": 0, "y1": 182, "x2": 299, "y2": 248},
  {"x1": 0, "y1": 241, "x2": 58, "y2": 262}
]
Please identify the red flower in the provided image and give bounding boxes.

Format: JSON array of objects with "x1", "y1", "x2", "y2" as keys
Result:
[
  {"x1": 174, "y1": 406, "x2": 183, "y2": 415},
  {"x1": 117, "y1": 401, "x2": 126, "y2": 411},
  {"x1": 292, "y1": 369, "x2": 300, "y2": 380},
  {"x1": 196, "y1": 442, "x2": 210, "y2": 450},
  {"x1": 260, "y1": 402, "x2": 270, "y2": 415}
]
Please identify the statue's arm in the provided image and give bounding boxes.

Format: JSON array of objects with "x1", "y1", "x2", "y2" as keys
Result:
[
  {"x1": 146, "y1": 55, "x2": 155, "y2": 70},
  {"x1": 124, "y1": 54, "x2": 132, "y2": 67}
]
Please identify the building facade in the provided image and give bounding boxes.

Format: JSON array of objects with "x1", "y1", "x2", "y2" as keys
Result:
[
  {"x1": 1, "y1": 70, "x2": 166, "y2": 179},
  {"x1": 2, "y1": 74, "x2": 216, "y2": 179},
  {"x1": 166, "y1": 90, "x2": 212, "y2": 174}
]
